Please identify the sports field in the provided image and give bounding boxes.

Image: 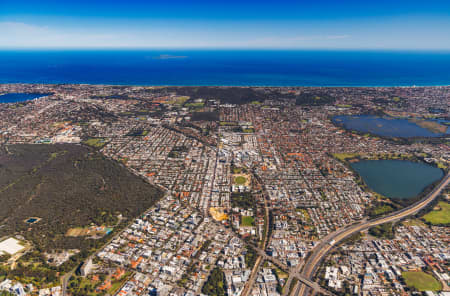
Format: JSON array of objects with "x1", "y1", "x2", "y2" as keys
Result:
[
  {"x1": 234, "y1": 176, "x2": 247, "y2": 185},
  {"x1": 402, "y1": 271, "x2": 442, "y2": 292},
  {"x1": 423, "y1": 202, "x2": 450, "y2": 225},
  {"x1": 241, "y1": 216, "x2": 255, "y2": 226}
]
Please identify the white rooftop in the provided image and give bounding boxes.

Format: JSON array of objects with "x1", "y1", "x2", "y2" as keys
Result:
[{"x1": 0, "y1": 238, "x2": 25, "y2": 255}]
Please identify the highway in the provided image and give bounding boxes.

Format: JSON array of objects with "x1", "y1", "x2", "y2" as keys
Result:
[
  {"x1": 256, "y1": 248, "x2": 334, "y2": 296},
  {"x1": 293, "y1": 172, "x2": 450, "y2": 296},
  {"x1": 240, "y1": 171, "x2": 335, "y2": 296}
]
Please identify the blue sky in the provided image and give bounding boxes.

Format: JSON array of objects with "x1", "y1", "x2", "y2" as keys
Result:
[{"x1": 1, "y1": 0, "x2": 450, "y2": 49}]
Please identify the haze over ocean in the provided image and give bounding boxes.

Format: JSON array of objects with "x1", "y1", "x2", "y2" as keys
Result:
[{"x1": 1, "y1": 50, "x2": 450, "y2": 86}]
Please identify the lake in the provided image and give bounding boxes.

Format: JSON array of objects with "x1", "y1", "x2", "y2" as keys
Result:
[
  {"x1": 0, "y1": 93, "x2": 51, "y2": 103},
  {"x1": 333, "y1": 115, "x2": 450, "y2": 138},
  {"x1": 350, "y1": 160, "x2": 444, "y2": 199}
]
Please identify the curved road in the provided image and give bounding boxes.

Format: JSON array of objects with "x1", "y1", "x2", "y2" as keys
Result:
[{"x1": 294, "y1": 172, "x2": 450, "y2": 296}]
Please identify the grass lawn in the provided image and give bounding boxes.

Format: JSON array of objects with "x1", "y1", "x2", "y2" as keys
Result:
[
  {"x1": 402, "y1": 271, "x2": 442, "y2": 292},
  {"x1": 108, "y1": 278, "x2": 126, "y2": 295},
  {"x1": 274, "y1": 268, "x2": 289, "y2": 279},
  {"x1": 185, "y1": 102, "x2": 205, "y2": 108},
  {"x1": 332, "y1": 153, "x2": 360, "y2": 161},
  {"x1": 241, "y1": 216, "x2": 255, "y2": 227},
  {"x1": 219, "y1": 121, "x2": 237, "y2": 126},
  {"x1": 371, "y1": 204, "x2": 394, "y2": 216},
  {"x1": 83, "y1": 138, "x2": 107, "y2": 148},
  {"x1": 234, "y1": 176, "x2": 247, "y2": 185},
  {"x1": 168, "y1": 96, "x2": 189, "y2": 105},
  {"x1": 423, "y1": 202, "x2": 450, "y2": 225},
  {"x1": 436, "y1": 162, "x2": 448, "y2": 169}
]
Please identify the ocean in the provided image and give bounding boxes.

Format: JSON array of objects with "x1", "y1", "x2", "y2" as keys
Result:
[{"x1": 0, "y1": 50, "x2": 450, "y2": 86}]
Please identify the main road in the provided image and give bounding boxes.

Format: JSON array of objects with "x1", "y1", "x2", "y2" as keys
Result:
[
  {"x1": 293, "y1": 172, "x2": 450, "y2": 296},
  {"x1": 240, "y1": 171, "x2": 273, "y2": 296}
]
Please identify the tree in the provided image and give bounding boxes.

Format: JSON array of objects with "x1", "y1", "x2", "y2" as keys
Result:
[{"x1": 201, "y1": 267, "x2": 227, "y2": 296}]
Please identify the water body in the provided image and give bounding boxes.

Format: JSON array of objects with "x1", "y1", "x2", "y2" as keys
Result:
[
  {"x1": 0, "y1": 50, "x2": 450, "y2": 86},
  {"x1": 0, "y1": 93, "x2": 51, "y2": 103},
  {"x1": 350, "y1": 160, "x2": 444, "y2": 199},
  {"x1": 333, "y1": 115, "x2": 450, "y2": 138}
]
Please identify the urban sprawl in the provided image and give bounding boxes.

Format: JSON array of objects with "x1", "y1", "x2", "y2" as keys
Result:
[{"x1": 0, "y1": 84, "x2": 449, "y2": 296}]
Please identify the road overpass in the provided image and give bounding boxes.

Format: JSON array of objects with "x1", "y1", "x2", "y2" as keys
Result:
[{"x1": 251, "y1": 247, "x2": 335, "y2": 295}]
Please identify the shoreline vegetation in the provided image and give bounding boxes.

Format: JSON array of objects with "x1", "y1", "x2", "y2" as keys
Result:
[
  {"x1": 408, "y1": 118, "x2": 448, "y2": 134},
  {"x1": 332, "y1": 152, "x2": 448, "y2": 172}
]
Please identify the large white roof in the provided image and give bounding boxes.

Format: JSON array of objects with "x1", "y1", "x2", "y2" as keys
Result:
[{"x1": 0, "y1": 238, "x2": 25, "y2": 255}]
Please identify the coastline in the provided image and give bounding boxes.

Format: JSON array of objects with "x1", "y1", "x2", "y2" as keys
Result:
[{"x1": 1, "y1": 83, "x2": 450, "y2": 88}]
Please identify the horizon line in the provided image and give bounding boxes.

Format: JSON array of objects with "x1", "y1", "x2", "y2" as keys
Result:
[
  {"x1": 1, "y1": 47, "x2": 450, "y2": 52},
  {"x1": 1, "y1": 82, "x2": 449, "y2": 88}
]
